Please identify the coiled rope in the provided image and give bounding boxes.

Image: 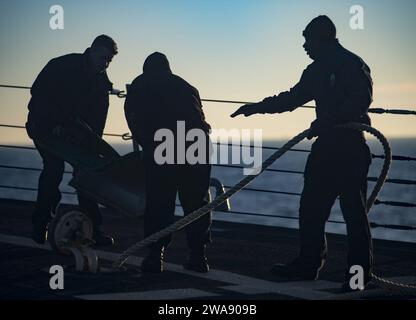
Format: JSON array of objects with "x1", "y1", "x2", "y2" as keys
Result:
[{"x1": 112, "y1": 123, "x2": 416, "y2": 295}]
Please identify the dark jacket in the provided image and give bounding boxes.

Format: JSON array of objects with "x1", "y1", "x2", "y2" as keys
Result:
[
  {"x1": 124, "y1": 72, "x2": 211, "y2": 151},
  {"x1": 27, "y1": 48, "x2": 113, "y2": 138},
  {"x1": 259, "y1": 42, "x2": 373, "y2": 128}
]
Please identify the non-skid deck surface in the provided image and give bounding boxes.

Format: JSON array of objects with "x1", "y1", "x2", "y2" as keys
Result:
[{"x1": 1, "y1": 198, "x2": 415, "y2": 300}]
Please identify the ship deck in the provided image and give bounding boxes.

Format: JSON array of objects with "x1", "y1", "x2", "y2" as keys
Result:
[{"x1": 1, "y1": 198, "x2": 415, "y2": 300}]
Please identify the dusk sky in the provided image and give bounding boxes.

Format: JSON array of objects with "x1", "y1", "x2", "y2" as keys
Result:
[{"x1": 0, "y1": 0, "x2": 415, "y2": 144}]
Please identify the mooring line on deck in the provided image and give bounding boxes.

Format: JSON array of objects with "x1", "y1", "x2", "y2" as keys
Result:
[{"x1": 113, "y1": 123, "x2": 416, "y2": 296}]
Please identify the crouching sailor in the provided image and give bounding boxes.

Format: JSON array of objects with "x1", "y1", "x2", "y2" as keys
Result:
[{"x1": 26, "y1": 35, "x2": 118, "y2": 247}]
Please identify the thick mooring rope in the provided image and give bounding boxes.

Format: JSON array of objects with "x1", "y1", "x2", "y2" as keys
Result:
[
  {"x1": 113, "y1": 128, "x2": 308, "y2": 268},
  {"x1": 113, "y1": 123, "x2": 416, "y2": 295},
  {"x1": 341, "y1": 124, "x2": 415, "y2": 296}
]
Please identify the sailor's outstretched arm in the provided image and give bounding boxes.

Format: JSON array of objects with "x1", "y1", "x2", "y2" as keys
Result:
[{"x1": 231, "y1": 67, "x2": 314, "y2": 118}]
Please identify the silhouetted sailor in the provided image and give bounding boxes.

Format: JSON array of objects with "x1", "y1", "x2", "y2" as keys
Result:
[
  {"x1": 26, "y1": 35, "x2": 118, "y2": 246},
  {"x1": 231, "y1": 16, "x2": 373, "y2": 290},
  {"x1": 125, "y1": 52, "x2": 212, "y2": 273}
]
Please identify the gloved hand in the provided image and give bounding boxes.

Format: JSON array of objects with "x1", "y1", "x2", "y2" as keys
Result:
[
  {"x1": 230, "y1": 102, "x2": 262, "y2": 118},
  {"x1": 307, "y1": 119, "x2": 333, "y2": 140}
]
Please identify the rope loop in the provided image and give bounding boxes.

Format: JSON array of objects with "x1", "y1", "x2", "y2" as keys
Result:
[{"x1": 110, "y1": 122, "x2": 416, "y2": 295}]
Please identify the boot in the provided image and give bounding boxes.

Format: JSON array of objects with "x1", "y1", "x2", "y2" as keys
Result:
[
  {"x1": 31, "y1": 222, "x2": 48, "y2": 245},
  {"x1": 141, "y1": 247, "x2": 164, "y2": 273},
  {"x1": 183, "y1": 245, "x2": 209, "y2": 273},
  {"x1": 271, "y1": 257, "x2": 325, "y2": 280}
]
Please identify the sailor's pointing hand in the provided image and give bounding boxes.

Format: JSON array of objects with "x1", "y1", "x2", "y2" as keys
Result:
[{"x1": 230, "y1": 103, "x2": 260, "y2": 118}]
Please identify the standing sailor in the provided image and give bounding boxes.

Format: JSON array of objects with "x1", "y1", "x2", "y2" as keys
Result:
[
  {"x1": 231, "y1": 16, "x2": 373, "y2": 290},
  {"x1": 125, "y1": 52, "x2": 212, "y2": 273}
]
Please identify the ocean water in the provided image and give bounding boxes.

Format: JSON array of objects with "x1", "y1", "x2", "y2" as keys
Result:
[{"x1": 0, "y1": 137, "x2": 415, "y2": 243}]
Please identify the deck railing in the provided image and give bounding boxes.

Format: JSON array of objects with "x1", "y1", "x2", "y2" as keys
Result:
[{"x1": 0, "y1": 84, "x2": 415, "y2": 231}]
